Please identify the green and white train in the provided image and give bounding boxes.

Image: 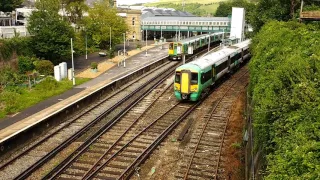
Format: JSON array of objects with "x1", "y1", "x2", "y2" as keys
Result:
[
  {"x1": 174, "y1": 40, "x2": 251, "y2": 101},
  {"x1": 168, "y1": 32, "x2": 224, "y2": 60}
]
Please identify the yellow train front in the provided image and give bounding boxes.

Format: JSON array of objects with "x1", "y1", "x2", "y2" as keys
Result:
[{"x1": 169, "y1": 42, "x2": 183, "y2": 60}]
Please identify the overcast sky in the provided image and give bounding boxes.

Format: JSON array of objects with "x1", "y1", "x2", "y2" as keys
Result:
[{"x1": 117, "y1": 0, "x2": 158, "y2": 5}]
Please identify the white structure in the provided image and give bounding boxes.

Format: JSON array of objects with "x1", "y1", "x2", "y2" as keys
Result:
[
  {"x1": 54, "y1": 65, "x2": 62, "y2": 81},
  {"x1": 16, "y1": 8, "x2": 36, "y2": 25},
  {"x1": 0, "y1": 26, "x2": 28, "y2": 38},
  {"x1": 68, "y1": 68, "x2": 72, "y2": 80},
  {"x1": 59, "y1": 62, "x2": 67, "y2": 79},
  {"x1": 230, "y1": 7, "x2": 245, "y2": 42}
]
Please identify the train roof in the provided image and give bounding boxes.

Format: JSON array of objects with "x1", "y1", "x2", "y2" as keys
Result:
[
  {"x1": 176, "y1": 32, "x2": 224, "y2": 44},
  {"x1": 188, "y1": 39, "x2": 251, "y2": 70}
]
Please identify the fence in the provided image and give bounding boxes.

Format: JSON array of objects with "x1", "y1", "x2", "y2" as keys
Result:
[
  {"x1": 244, "y1": 90, "x2": 265, "y2": 180},
  {"x1": 0, "y1": 26, "x2": 29, "y2": 39}
]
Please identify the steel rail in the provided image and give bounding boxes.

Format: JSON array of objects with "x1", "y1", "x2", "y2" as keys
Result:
[
  {"x1": 14, "y1": 61, "x2": 177, "y2": 180},
  {"x1": 13, "y1": 42, "x2": 220, "y2": 180},
  {"x1": 213, "y1": 82, "x2": 249, "y2": 179},
  {"x1": 47, "y1": 43, "x2": 220, "y2": 180},
  {"x1": 81, "y1": 82, "x2": 174, "y2": 179},
  {"x1": 43, "y1": 63, "x2": 178, "y2": 180},
  {"x1": 183, "y1": 70, "x2": 249, "y2": 180},
  {"x1": 84, "y1": 102, "x2": 182, "y2": 180},
  {"x1": 0, "y1": 60, "x2": 172, "y2": 173}
]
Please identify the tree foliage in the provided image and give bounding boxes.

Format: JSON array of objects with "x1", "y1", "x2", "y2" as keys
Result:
[
  {"x1": 215, "y1": 0, "x2": 256, "y2": 24},
  {"x1": 249, "y1": 21, "x2": 320, "y2": 178},
  {"x1": 0, "y1": 37, "x2": 33, "y2": 63},
  {"x1": 0, "y1": 0, "x2": 23, "y2": 12},
  {"x1": 62, "y1": 0, "x2": 88, "y2": 26},
  {"x1": 84, "y1": 0, "x2": 127, "y2": 49},
  {"x1": 27, "y1": 0, "x2": 74, "y2": 64},
  {"x1": 250, "y1": 0, "x2": 320, "y2": 32}
]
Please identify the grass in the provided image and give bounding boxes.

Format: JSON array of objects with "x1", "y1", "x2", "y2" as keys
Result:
[
  {"x1": 0, "y1": 77, "x2": 91, "y2": 120},
  {"x1": 199, "y1": 3, "x2": 220, "y2": 14},
  {"x1": 145, "y1": 0, "x2": 228, "y2": 6},
  {"x1": 144, "y1": 0, "x2": 227, "y2": 15}
]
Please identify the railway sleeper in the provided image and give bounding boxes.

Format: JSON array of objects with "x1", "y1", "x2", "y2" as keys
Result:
[
  {"x1": 119, "y1": 151, "x2": 140, "y2": 158},
  {"x1": 187, "y1": 169, "x2": 216, "y2": 179},
  {"x1": 63, "y1": 168, "x2": 87, "y2": 177},
  {"x1": 95, "y1": 172, "x2": 118, "y2": 179},
  {"x1": 87, "y1": 148, "x2": 106, "y2": 154},
  {"x1": 59, "y1": 173, "x2": 83, "y2": 180},
  {"x1": 100, "y1": 166, "x2": 123, "y2": 174}
]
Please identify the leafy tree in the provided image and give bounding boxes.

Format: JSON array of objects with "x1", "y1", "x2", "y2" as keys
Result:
[
  {"x1": 249, "y1": 21, "x2": 320, "y2": 178},
  {"x1": 34, "y1": 60, "x2": 54, "y2": 75},
  {"x1": 215, "y1": 0, "x2": 256, "y2": 24},
  {"x1": 27, "y1": 0, "x2": 74, "y2": 64},
  {"x1": 249, "y1": 0, "x2": 320, "y2": 32},
  {"x1": 84, "y1": 0, "x2": 127, "y2": 49},
  {"x1": 61, "y1": 0, "x2": 88, "y2": 26},
  {"x1": 18, "y1": 56, "x2": 35, "y2": 74},
  {"x1": 0, "y1": 0, "x2": 23, "y2": 12}
]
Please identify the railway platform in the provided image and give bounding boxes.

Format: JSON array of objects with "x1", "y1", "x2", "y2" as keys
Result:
[{"x1": 0, "y1": 44, "x2": 169, "y2": 144}]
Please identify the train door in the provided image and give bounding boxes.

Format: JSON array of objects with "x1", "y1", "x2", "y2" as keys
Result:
[
  {"x1": 212, "y1": 65, "x2": 216, "y2": 83},
  {"x1": 173, "y1": 43, "x2": 178, "y2": 55},
  {"x1": 241, "y1": 49, "x2": 244, "y2": 62},
  {"x1": 180, "y1": 70, "x2": 191, "y2": 94},
  {"x1": 227, "y1": 56, "x2": 231, "y2": 72}
]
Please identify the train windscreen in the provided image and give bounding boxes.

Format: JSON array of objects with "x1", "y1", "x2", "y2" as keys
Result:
[
  {"x1": 175, "y1": 72, "x2": 181, "y2": 83},
  {"x1": 191, "y1": 73, "x2": 198, "y2": 85},
  {"x1": 169, "y1": 43, "x2": 174, "y2": 50}
]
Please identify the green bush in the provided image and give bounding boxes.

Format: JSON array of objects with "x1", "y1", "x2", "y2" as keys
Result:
[
  {"x1": 34, "y1": 77, "x2": 58, "y2": 91},
  {"x1": 249, "y1": 21, "x2": 320, "y2": 178},
  {"x1": 34, "y1": 60, "x2": 54, "y2": 75},
  {"x1": 18, "y1": 56, "x2": 36, "y2": 74},
  {"x1": 90, "y1": 62, "x2": 98, "y2": 69},
  {"x1": 108, "y1": 48, "x2": 115, "y2": 59},
  {"x1": 0, "y1": 65, "x2": 24, "y2": 87}
]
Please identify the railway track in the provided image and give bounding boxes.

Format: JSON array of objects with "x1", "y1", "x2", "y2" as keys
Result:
[
  {"x1": 0, "y1": 43, "x2": 221, "y2": 180},
  {"x1": 176, "y1": 66, "x2": 249, "y2": 180},
  {"x1": 44, "y1": 81, "x2": 188, "y2": 179},
  {"x1": 0, "y1": 60, "x2": 177, "y2": 179}
]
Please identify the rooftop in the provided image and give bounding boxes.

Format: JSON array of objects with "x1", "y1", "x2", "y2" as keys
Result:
[{"x1": 142, "y1": 16, "x2": 230, "y2": 21}]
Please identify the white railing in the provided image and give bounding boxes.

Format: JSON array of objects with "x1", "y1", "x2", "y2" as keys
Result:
[{"x1": 0, "y1": 26, "x2": 29, "y2": 39}]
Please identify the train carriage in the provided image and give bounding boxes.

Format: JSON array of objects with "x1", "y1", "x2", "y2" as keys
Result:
[
  {"x1": 168, "y1": 32, "x2": 224, "y2": 60},
  {"x1": 174, "y1": 40, "x2": 251, "y2": 101}
]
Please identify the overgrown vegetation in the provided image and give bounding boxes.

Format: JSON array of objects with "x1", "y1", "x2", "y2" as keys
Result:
[
  {"x1": 0, "y1": 77, "x2": 90, "y2": 119},
  {"x1": 249, "y1": 21, "x2": 320, "y2": 178}
]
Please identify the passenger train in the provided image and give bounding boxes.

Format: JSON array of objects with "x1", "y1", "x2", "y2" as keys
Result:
[
  {"x1": 168, "y1": 32, "x2": 224, "y2": 60},
  {"x1": 174, "y1": 40, "x2": 251, "y2": 101}
]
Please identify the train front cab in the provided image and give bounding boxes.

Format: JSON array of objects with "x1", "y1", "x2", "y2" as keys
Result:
[
  {"x1": 174, "y1": 69, "x2": 200, "y2": 101},
  {"x1": 168, "y1": 43, "x2": 183, "y2": 60}
]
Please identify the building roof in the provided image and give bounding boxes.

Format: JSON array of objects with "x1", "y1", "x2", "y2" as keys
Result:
[
  {"x1": 141, "y1": 8, "x2": 195, "y2": 19},
  {"x1": 142, "y1": 16, "x2": 230, "y2": 21}
]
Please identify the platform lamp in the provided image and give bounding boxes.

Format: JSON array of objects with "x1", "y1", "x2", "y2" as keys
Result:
[
  {"x1": 71, "y1": 38, "x2": 75, "y2": 86},
  {"x1": 123, "y1": 33, "x2": 126, "y2": 67}
]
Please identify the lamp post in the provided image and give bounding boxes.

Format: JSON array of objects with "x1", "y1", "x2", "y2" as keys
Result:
[
  {"x1": 160, "y1": 25, "x2": 163, "y2": 49},
  {"x1": 208, "y1": 32, "x2": 211, "y2": 52},
  {"x1": 123, "y1": 33, "x2": 126, "y2": 67},
  {"x1": 85, "y1": 32, "x2": 87, "y2": 60},
  {"x1": 71, "y1": 38, "x2": 75, "y2": 85},
  {"x1": 109, "y1": 27, "x2": 112, "y2": 51},
  {"x1": 145, "y1": 29, "x2": 148, "y2": 56}
]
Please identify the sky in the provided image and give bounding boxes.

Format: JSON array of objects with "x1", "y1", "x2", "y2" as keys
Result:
[{"x1": 117, "y1": 0, "x2": 158, "y2": 5}]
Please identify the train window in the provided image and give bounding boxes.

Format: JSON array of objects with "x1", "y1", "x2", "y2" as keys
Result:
[
  {"x1": 175, "y1": 72, "x2": 181, "y2": 83},
  {"x1": 191, "y1": 73, "x2": 198, "y2": 85},
  {"x1": 169, "y1": 43, "x2": 173, "y2": 50}
]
